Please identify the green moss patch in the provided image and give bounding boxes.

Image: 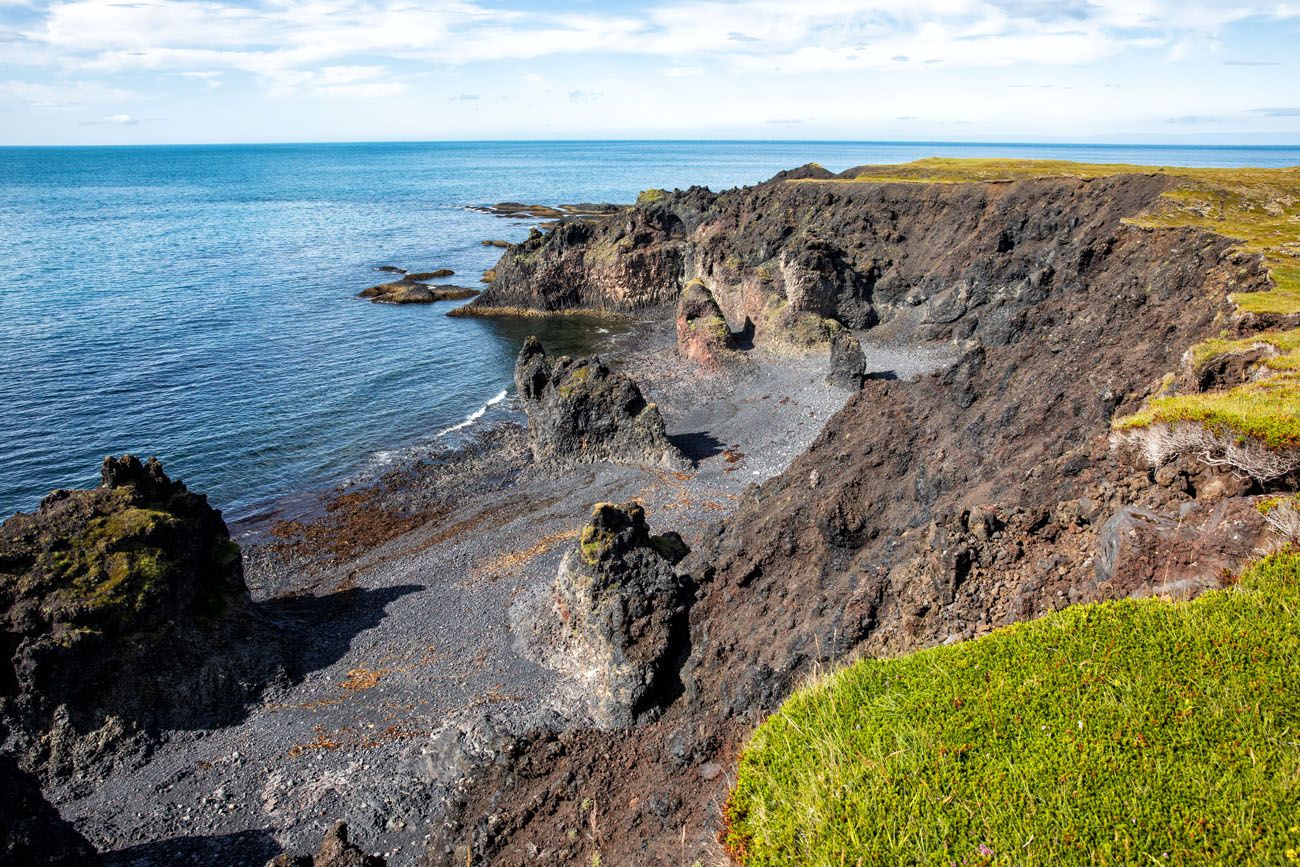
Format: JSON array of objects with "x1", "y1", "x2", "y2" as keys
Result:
[{"x1": 726, "y1": 550, "x2": 1300, "y2": 866}]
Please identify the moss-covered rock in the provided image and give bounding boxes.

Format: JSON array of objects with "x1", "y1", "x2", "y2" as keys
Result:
[{"x1": 0, "y1": 456, "x2": 276, "y2": 782}]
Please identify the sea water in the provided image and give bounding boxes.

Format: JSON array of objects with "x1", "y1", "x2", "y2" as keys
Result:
[{"x1": 3, "y1": 140, "x2": 1299, "y2": 520}]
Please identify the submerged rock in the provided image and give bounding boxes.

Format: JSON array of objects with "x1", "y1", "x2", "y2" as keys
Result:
[
  {"x1": 546, "y1": 503, "x2": 691, "y2": 728},
  {"x1": 513, "y1": 337, "x2": 687, "y2": 470},
  {"x1": 267, "y1": 822, "x2": 385, "y2": 867},
  {"x1": 676, "y1": 279, "x2": 742, "y2": 369},
  {"x1": 0, "y1": 456, "x2": 277, "y2": 781},
  {"x1": 358, "y1": 280, "x2": 478, "y2": 304},
  {"x1": 826, "y1": 328, "x2": 866, "y2": 389},
  {"x1": 0, "y1": 754, "x2": 99, "y2": 865}
]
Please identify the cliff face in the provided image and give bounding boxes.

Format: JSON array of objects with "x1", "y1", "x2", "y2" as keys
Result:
[{"x1": 434, "y1": 171, "x2": 1280, "y2": 865}]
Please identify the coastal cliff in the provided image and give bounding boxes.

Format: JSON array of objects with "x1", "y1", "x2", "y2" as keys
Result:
[{"x1": 434, "y1": 162, "x2": 1299, "y2": 864}]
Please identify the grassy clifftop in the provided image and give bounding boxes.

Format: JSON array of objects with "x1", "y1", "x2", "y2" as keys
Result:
[
  {"x1": 726, "y1": 550, "x2": 1300, "y2": 866},
  {"x1": 804, "y1": 158, "x2": 1300, "y2": 476},
  {"x1": 810, "y1": 158, "x2": 1300, "y2": 313}
]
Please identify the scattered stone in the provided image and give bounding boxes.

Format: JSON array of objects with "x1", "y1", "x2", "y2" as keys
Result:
[
  {"x1": 546, "y1": 502, "x2": 691, "y2": 728},
  {"x1": 676, "y1": 279, "x2": 742, "y2": 369},
  {"x1": 826, "y1": 328, "x2": 866, "y2": 389},
  {"x1": 0, "y1": 755, "x2": 100, "y2": 865},
  {"x1": 0, "y1": 456, "x2": 276, "y2": 781},
  {"x1": 266, "y1": 822, "x2": 385, "y2": 867},
  {"x1": 513, "y1": 337, "x2": 688, "y2": 471}
]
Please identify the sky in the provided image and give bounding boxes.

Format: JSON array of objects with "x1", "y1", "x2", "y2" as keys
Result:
[{"x1": 1, "y1": 0, "x2": 1299, "y2": 145}]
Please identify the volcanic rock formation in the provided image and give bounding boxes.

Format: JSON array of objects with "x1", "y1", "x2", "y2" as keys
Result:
[
  {"x1": 513, "y1": 337, "x2": 688, "y2": 470},
  {"x1": 0, "y1": 456, "x2": 277, "y2": 782},
  {"x1": 536, "y1": 502, "x2": 691, "y2": 728},
  {"x1": 676, "y1": 279, "x2": 743, "y2": 369},
  {"x1": 825, "y1": 328, "x2": 866, "y2": 389},
  {"x1": 430, "y1": 168, "x2": 1284, "y2": 865}
]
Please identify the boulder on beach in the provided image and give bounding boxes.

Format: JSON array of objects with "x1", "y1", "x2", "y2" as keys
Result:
[
  {"x1": 513, "y1": 337, "x2": 688, "y2": 471},
  {"x1": 357, "y1": 280, "x2": 479, "y2": 304},
  {"x1": 0, "y1": 456, "x2": 276, "y2": 781},
  {"x1": 826, "y1": 328, "x2": 866, "y2": 389},
  {"x1": 676, "y1": 279, "x2": 742, "y2": 369},
  {"x1": 266, "y1": 822, "x2": 385, "y2": 867},
  {"x1": 547, "y1": 502, "x2": 691, "y2": 728}
]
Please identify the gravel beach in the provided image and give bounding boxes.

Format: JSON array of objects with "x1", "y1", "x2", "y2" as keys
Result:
[{"x1": 55, "y1": 318, "x2": 938, "y2": 866}]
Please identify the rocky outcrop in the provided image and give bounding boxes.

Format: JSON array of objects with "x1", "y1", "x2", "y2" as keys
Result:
[
  {"x1": 358, "y1": 280, "x2": 478, "y2": 304},
  {"x1": 513, "y1": 337, "x2": 687, "y2": 470},
  {"x1": 676, "y1": 279, "x2": 743, "y2": 369},
  {"x1": 540, "y1": 503, "x2": 691, "y2": 728},
  {"x1": 267, "y1": 822, "x2": 384, "y2": 867},
  {"x1": 0, "y1": 456, "x2": 277, "y2": 781},
  {"x1": 431, "y1": 170, "x2": 1281, "y2": 866},
  {"x1": 826, "y1": 328, "x2": 865, "y2": 389},
  {"x1": 0, "y1": 754, "x2": 99, "y2": 865},
  {"x1": 459, "y1": 202, "x2": 694, "y2": 314}
]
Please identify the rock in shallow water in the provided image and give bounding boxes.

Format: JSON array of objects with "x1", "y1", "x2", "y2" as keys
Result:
[{"x1": 513, "y1": 337, "x2": 688, "y2": 471}]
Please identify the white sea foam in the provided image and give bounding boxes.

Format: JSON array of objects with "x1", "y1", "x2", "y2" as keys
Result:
[{"x1": 438, "y1": 389, "x2": 509, "y2": 436}]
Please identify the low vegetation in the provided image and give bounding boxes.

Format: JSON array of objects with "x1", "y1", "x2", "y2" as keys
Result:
[{"x1": 725, "y1": 549, "x2": 1300, "y2": 866}]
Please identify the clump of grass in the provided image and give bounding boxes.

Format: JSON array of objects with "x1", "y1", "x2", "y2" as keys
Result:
[
  {"x1": 636, "y1": 188, "x2": 667, "y2": 205},
  {"x1": 1188, "y1": 329, "x2": 1300, "y2": 374},
  {"x1": 725, "y1": 549, "x2": 1300, "y2": 866},
  {"x1": 1114, "y1": 372, "x2": 1300, "y2": 448}
]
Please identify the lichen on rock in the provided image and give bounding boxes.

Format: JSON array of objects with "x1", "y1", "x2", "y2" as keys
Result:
[{"x1": 513, "y1": 337, "x2": 688, "y2": 471}]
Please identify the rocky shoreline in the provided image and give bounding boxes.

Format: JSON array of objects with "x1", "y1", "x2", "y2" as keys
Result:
[{"x1": 4, "y1": 160, "x2": 1289, "y2": 866}]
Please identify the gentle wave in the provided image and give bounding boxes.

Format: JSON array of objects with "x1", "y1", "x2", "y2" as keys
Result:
[{"x1": 438, "y1": 388, "x2": 510, "y2": 437}]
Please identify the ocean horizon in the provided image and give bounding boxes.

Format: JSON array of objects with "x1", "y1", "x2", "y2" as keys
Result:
[{"x1": 4, "y1": 139, "x2": 1300, "y2": 523}]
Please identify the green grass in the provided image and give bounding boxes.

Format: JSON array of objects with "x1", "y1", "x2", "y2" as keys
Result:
[
  {"x1": 1113, "y1": 372, "x2": 1300, "y2": 448},
  {"x1": 1189, "y1": 329, "x2": 1300, "y2": 375},
  {"x1": 725, "y1": 550, "x2": 1300, "y2": 866}
]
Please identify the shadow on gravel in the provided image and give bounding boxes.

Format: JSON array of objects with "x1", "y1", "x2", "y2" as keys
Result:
[
  {"x1": 866, "y1": 369, "x2": 899, "y2": 381},
  {"x1": 670, "y1": 431, "x2": 726, "y2": 462},
  {"x1": 262, "y1": 584, "x2": 425, "y2": 676},
  {"x1": 104, "y1": 829, "x2": 280, "y2": 867}
]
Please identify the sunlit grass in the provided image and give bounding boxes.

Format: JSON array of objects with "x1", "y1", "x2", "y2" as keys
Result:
[{"x1": 725, "y1": 549, "x2": 1300, "y2": 866}]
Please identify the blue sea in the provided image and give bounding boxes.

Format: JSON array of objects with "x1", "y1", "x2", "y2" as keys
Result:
[{"x1": 2, "y1": 140, "x2": 1299, "y2": 522}]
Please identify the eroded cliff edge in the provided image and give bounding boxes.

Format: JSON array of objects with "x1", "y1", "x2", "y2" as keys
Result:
[{"x1": 433, "y1": 169, "x2": 1282, "y2": 864}]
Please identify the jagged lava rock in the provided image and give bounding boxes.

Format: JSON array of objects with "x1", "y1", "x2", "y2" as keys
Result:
[
  {"x1": 0, "y1": 456, "x2": 276, "y2": 781},
  {"x1": 548, "y1": 503, "x2": 691, "y2": 728},
  {"x1": 676, "y1": 279, "x2": 743, "y2": 368},
  {"x1": 0, "y1": 754, "x2": 99, "y2": 865},
  {"x1": 267, "y1": 822, "x2": 385, "y2": 867},
  {"x1": 513, "y1": 337, "x2": 688, "y2": 470},
  {"x1": 826, "y1": 328, "x2": 866, "y2": 389}
]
